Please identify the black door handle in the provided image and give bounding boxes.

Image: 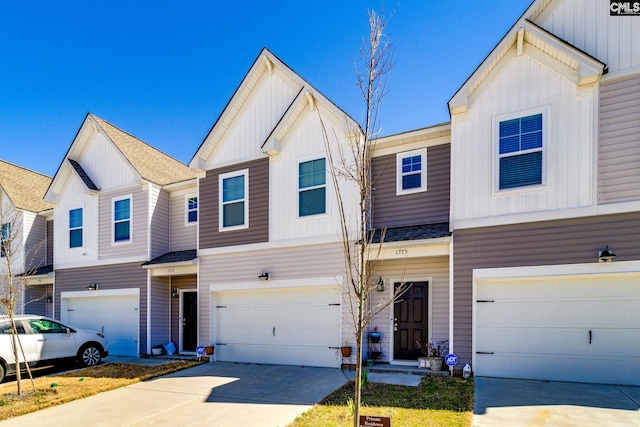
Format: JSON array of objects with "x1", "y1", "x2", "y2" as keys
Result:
[{"x1": 589, "y1": 330, "x2": 592, "y2": 344}]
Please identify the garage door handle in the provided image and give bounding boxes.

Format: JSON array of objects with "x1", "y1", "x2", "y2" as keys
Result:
[
  {"x1": 476, "y1": 351, "x2": 494, "y2": 355},
  {"x1": 589, "y1": 330, "x2": 592, "y2": 344}
]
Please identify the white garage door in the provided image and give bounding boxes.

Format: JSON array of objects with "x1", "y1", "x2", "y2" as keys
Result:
[
  {"x1": 62, "y1": 294, "x2": 139, "y2": 357},
  {"x1": 214, "y1": 287, "x2": 342, "y2": 368},
  {"x1": 476, "y1": 274, "x2": 640, "y2": 385}
]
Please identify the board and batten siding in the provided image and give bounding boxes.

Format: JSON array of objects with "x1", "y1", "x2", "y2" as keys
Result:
[
  {"x1": 453, "y1": 211, "x2": 640, "y2": 366},
  {"x1": 199, "y1": 158, "x2": 269, "y2": 249},
  {"x1": 169, "y1": 191, "x2": 197, "y2": 251},
  {"x1": 372, "y1": 144, "x2": 450, "y2": 228},
  {"x1": 535, "y1": 0, "x2": 640, "y2": 75},
  {"x1": 368, "y1": 256, "x2": 450, "y2": 362},
  {"x1": 198, "y1": 242, "x2": 345, "y2": 348},
  {"x1": 54, "y1": 263, "x2": 148, "y2": 354},
  {"x1": 46, "y1": 220, "x2": 53, "y2": 266},
  {"x1": 149, "y1": 275, "x2": 170, "y2": 347},
  {"x1": 451, "y1": 47, "x2": 594, "y2": 224},
  {"x1": 98, "y1": 186, "x2": 148, "y2": 259},
  {"x1": 149, "y1": 186, "x2": 170, "y2": 259},
  {"x1": 203, "y1": 71, "x2": 298, "y2": 169},
  {"x1": 599, "y1": 74, "x2": 640, "y2": 204},
  {"x1": 170, "y1": 275, "x2": 197, "y2": 347}
]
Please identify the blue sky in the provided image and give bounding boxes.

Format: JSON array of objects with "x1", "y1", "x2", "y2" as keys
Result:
[{"x1": 0, "y1": 1, "x2": 532, "y2": 177}]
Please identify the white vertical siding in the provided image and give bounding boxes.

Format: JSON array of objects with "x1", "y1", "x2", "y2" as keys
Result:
[
  {"x1": 535, "y1": 0, "x2": 640, "y2": 75},
  {"x1": 78, "y1": 131, "x2": 139, "y2": 191},
  {"x1": 451, "y1": 49, "x2": 594, "y2": 224},
  {"x1": 169, "y1": 190, "x2": 197, "y2": 251},
  {"x1": 98, "y1": 186, "x2": 148, "y2": 259},
  {"x1": 270, "y1": 111, "x2": 360, "y2": 241},
  {"x1": 53, "y1": 173, "x2": 100, "y2": 268},
  {"x1": 149, "y1": 185, "x2": 169, "y2": 259},
  {"x1": 206, "y1": 73, "x2": 298, "y2": 168}
]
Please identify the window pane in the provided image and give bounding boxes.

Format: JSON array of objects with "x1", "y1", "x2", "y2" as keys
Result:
[
  {"x1": 299, "y1": 187, "x2": 326, "y2": 216},
  {"x1": 70, "y1": 229, "x2": 82, "y2": 248},
  {"x1": 188, "y1": 210, "x2": 198, "y2": 223},
  {"x1": 499, "y1": 152, "x2": 542, "y2": 189},
  {"x1": 223, "y1": 176, "x2": 244, "y2": 202},
  {"x1": 402, "y1": 155, "x2": 422, "y2": 173},
  {"x1": 499, "y1": 135, "x2": 520, "y2": 154},
  {"x1": 521, "y1": 131, "x2": 542, "y2": 150},
  {"x1": 402, "y1": 173, "x2": 422, "y2": 190},
  {"x1": 114, "y1": 199, "x2": 130, "y2": 221},
  {"x1": 299, "y1": 159, "x2": 325, "y2": 188},
  {"x1": 187, "y1": 197, "x2": 198, "y2": 210},
  {"x1": 114, "y1": 221, "x2": 130, "y2": 241},
  {"x1": 69, "y1": 208, "x2": 83, "y2": 228},
  {"x1": 499, "y1": 118, "x2": 520, "y2": 137},
  {"x1": 521, "y1": 114, "x2": 542, "y2": 134},
  {"x1": 223, "y1": 201, "x2": 245, "y2": 227}
]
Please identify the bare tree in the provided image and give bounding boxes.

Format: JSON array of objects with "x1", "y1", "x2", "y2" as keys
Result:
[
  {"x1": 321, "y1": 8, "x2": 408, "y2": 425},
  {"x1": 0, "y1": 195, "x2": 37, "y2": 394}
]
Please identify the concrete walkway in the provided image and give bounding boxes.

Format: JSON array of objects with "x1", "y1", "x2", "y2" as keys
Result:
[{"x1": 474, "y1": 377, "x2": 640, "y2": 426}]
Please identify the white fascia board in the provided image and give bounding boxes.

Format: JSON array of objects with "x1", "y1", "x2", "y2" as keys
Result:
[
  {"x1": 368, "y1": 237, "x2": 451, "y2": 260},
  {"x1": 147, "y1": 264, "x2": 198, "y2": 277}
]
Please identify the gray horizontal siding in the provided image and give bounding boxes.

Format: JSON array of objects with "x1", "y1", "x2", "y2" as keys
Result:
[
  {"x1": 599, "y1": 75, "x2": 640, "y2": 204},
  {"x1": 372, "y1": 144, "x2": 450, "y2": 228},
  {"x1": 54, "y1": 263, "x2": 148, "y2": 354},
  {"x1": 200, "y1": 158, "x2": 269, "y2": 249},
  {"x1": 46, "y1": 220, "x2": 54, "y2": 266},
  {"x1": 150, "y1": 276, "x2": 170, "y2": 348},
  {"x1": 453, "y1": 212, "x2": 640, "y2": 365}
]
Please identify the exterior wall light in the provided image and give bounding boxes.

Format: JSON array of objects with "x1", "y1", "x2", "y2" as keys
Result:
[
  {"x1": 598, "y1": 246, "x2": 617, "y2": 262},
  {"x1": 258, "y1": 270, "x2": 270, "y2": 281},
  {"x1": 376, "y1": 277, "x2": 385, "y2": 292},
  {"x1": 171, "y1": 287, "x2": 179, "y2": 298},
  {"x1": 87, "y1": 282, "x2": 99, "y2": 291}
]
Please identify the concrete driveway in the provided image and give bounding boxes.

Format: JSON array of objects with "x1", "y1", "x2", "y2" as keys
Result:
[
  {"x1": 0, "y1": 362, "x2": 349, "y2": 427},
  {"x1": 474, "y1": 377, "x2": 640, "y2": 426}
]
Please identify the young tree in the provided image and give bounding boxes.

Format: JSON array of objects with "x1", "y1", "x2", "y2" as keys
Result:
[
  {"x1": 0, "y1": 195, "x2": 36, "y2": 394},
  {"x1": 321, "y1": 8, "x2": 408, "y2": 425}
]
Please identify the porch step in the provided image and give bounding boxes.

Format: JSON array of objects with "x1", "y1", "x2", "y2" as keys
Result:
[{"x1": 369, "y1": 363, "x2": 449, "y2": 376}]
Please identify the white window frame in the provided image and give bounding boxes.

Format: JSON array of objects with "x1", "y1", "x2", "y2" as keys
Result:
[
  {"x1": 0, "y1": 222, "x2": 10, "y2": 258},
  {"x1": 112, "y1": 194, "x2": 132, "y2": 245},
  {"x1": 68, "y1": 207, "x2": 84, "y2": 249},
  {"x1": 396, "y1": 148, "x2": 427, "y2": 195},
  {"x1": 185, "y1": 195, "x2": 198, "y2": 226},
  {"x1": 493, "y1": 107, "x2": 548, "y2": 193},
  {"x1": 297, "y1": 157, "x2": 328, "y2": 218},
  {"x1": 218, "y1": 169, "x2": 249, "y2": 232}
]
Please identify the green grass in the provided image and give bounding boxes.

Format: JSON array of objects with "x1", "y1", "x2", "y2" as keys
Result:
[{"x1": 289, "y1": 375, "x2": 473, "y2": 427}]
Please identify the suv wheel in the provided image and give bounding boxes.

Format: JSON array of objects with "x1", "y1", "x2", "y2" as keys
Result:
[{"x1": 78, "y1": 344, "x2": 102, "y2": 367}]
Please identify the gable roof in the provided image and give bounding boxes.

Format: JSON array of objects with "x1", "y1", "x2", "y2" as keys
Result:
[
  {"x1": 92, "y1": 115, "x2": 196, "y2": 186},
  {"x1": 449, "y1": 2, "x2": 605, "y2": 115},
  {"x1": 0, "y1": 160, "x2": 53, "y2": 213},
  {"x1": 190, "y1": 48, "x2": 360, "y2": 170}
]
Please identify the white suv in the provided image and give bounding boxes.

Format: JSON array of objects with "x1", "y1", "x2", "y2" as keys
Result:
[{"x1": 0, "y1": 315, "x2": 109, "y2": 382}]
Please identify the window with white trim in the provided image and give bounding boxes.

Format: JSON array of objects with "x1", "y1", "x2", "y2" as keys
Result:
[
  {"x1": 0, "y1": 223, "x2": 10, "y2": 257},
  {"x1": 298, "y1": 158, "x2": 326, "y2": 217},
  {"x1": 69, "y1": 208, "x2": 83, "y2": 248},
  {"x1": 219, "y1": 169, "x2": 248, "y2": 230},
  {"x1": 113, "y1": 196, "x2": 131, "y2": 243},
  {"x1": 396, "y1": 148, "x2": 427, "y2": 195},
  {"x1": 498, "y1": 113, "x2": 543, "y2": 190},
  {"x1": 186, "y1": 196, "x2": 198, "y2": 224}
]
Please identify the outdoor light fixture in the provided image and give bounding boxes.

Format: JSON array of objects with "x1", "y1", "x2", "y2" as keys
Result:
[
  {"x1": 376, "y1": 277, "x2": 385, "y2": 292},
  {"x1": 171, "y1": 287, "x2": 179, "y2": 298},
  {"x1": 87, "y1": 282, "x2": 99, "y2": 291},
  {"x1": 258, "y1": 270, "x2": 270, "y2": 281},
  {"x1": 45, "y1": 295, "x2": 53, "y2": 303},
  {"x1": 598, "y1": 246, "x2": 617, "y2": 263}
]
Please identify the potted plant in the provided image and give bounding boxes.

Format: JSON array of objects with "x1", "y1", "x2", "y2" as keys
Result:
[
  {"x1": 340, "y1": 340, "x2": 352, "y2": 357},
  {"x1": 151, "y1": 345, "x2": 163, "y2": 356},
  {"x1": 416, "y1": 338, "x2": 448, "y2": 371},
  {"x1": 205, "y1": 345, "x2": 215, "y2": 355},
  {"x1": 369, "y1": 326, "x2": 381, "y2": 343}
]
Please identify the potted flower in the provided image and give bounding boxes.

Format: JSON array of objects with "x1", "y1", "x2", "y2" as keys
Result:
[
  {"x1": 205, "y1": 345, "x2": 215, "y2": 355},
  {"x1": 340, "y1": 340, "x2": 352, "y2": 357},
  {"x1": 416, "y1": 338, "x2": 448, "y2": 371},
  {"x1": 369, "y1": 326, "x2": 381, "y2": 343}
]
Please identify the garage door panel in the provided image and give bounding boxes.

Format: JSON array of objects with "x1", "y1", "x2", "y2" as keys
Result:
[
  {"x1": 214, "y1": 287, "x2": 341, "y2": 368},
  {"x1": 476, "y1": 274, "x2": 640, "y2": 385}
]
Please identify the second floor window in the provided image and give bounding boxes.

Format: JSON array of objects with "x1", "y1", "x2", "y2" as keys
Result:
[
  {"x1": 219, "y1": 170, "x2": 248, "y2": 230},
  {"x1": 498, "y1": 113, "x2": 543, "y2": 190},
  {"x1": 113, "y1": 197, "x2": 131, "y2": 243},
  {"x1": 396, "y1": 148, "x2": 427, "y2": 195},
  {"x1": 0, "y1": 223, "x2": 10, "y2": 258},
  {"x1": 69, "y1": 208, "x2": 83, "y2": 248},
  {"x1": 186, "y1": 196, "x2": 198, "y2": 224},
  {"x1": 298, "y1": 158, "x2": 326, "y2": 217}
]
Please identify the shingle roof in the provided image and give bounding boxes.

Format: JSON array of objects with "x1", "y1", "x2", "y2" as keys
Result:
[
  {"x1": 371, "y1": 223, "x2": 451, "y2": 244},
  {"x1": 0, "y1": 160, "x2": 53, "y2": 212},
  {"x1": 68, "y1": 159, "x2": 99, "y2": 191},
  {"x1": 92, "y1": 115, "x2": 196, "y2": 186},
  {"x1": 142, "y1": 250, "x2": 197, "y2": 266}
]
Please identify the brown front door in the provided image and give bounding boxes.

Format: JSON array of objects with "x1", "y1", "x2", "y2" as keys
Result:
[{"x1": 393, "y1": 282, "x2": 428, "y2": 360}]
